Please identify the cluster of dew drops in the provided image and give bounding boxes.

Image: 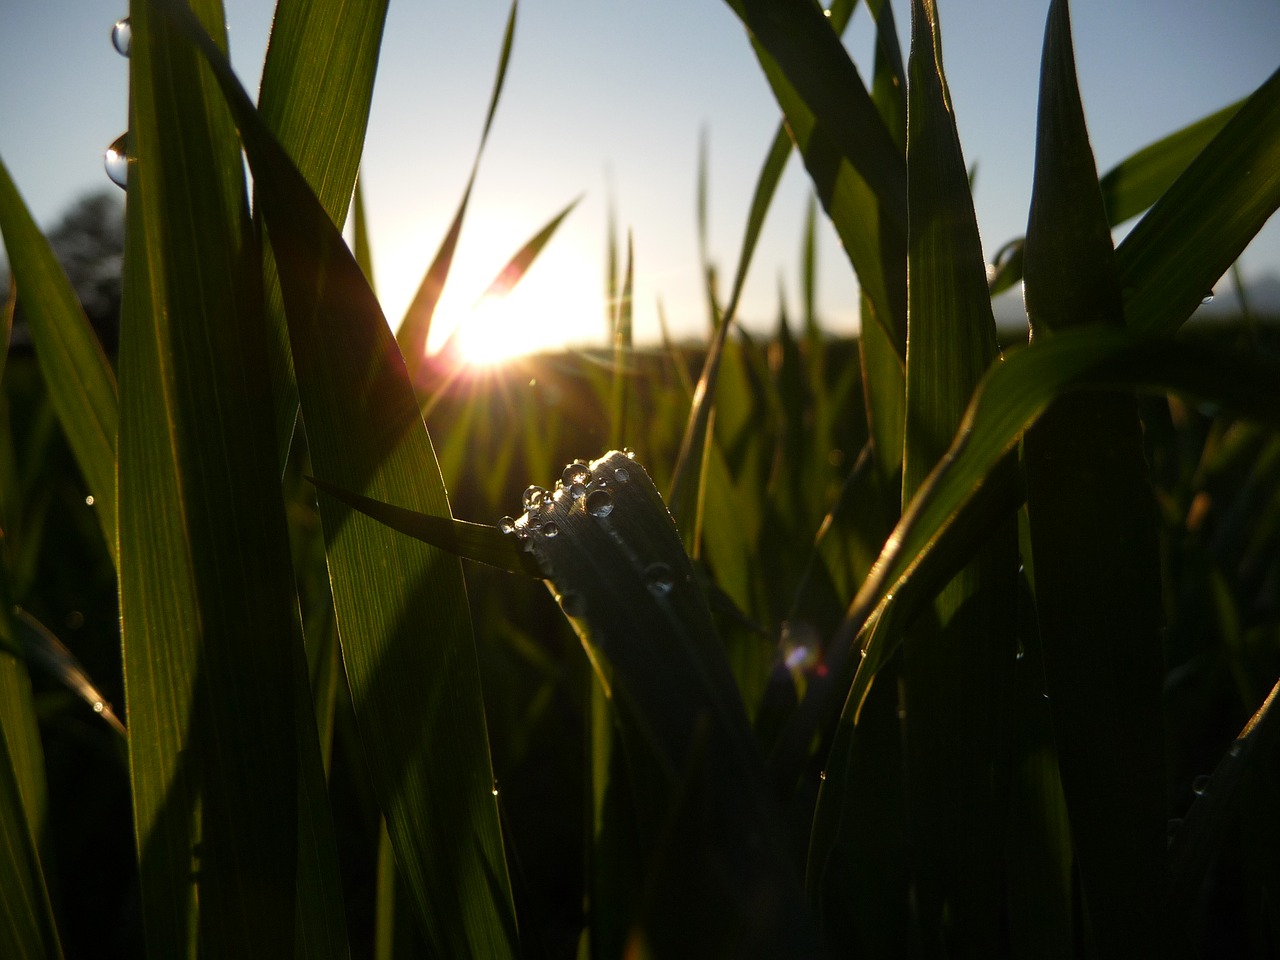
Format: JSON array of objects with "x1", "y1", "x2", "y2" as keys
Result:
[
  {"x1": 104, "y1": 18, "x2": 132, "y2": 189},
  {"x1": 498, "y1": 450, "x2": 636, "y2": 547}
]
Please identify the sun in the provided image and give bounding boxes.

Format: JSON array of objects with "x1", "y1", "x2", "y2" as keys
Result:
[{"x1": 449, "y1": 293, "x2": 565, "y2": 368}]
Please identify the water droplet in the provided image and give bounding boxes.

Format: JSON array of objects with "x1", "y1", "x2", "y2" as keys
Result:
[
  {"x1": 614, "y1": 467, "x2": 629, "y2": 483},
  {"x1": 92, "y1": 700, "x2": 105, "y2": 714},
  {"x1": 1192, "y1": 774, "x2": 1211, "y2": 797},
  {"x1": 498, "y1": 516, "x2": 516, "y2": 535},
  {"x1": 585, "y1": 489, "x2": 613, "y2": 518},
  {"x1": 491, "y1": 780, "x2": 500, "y2": 797},
  {"x1": 644, "y1": 562, "x2": 674, "y2": 596},
  {"x1": 522, "y1": 485, "x2": 546, "y2": 510},
  {"x1": 1014, "y1": 637, "x2": 1025, "y2": 661},
  {"x1": 819, "y1": 770, "x2": 828, "y2": 781},
  {"x1": 111, "y1": 17, "x2": 132, "y2": 57},
  {"x1": 622, "y1": 447, "x2": 636, "y2": 460},
  {"x1": 562, "y1": 462, "x2": 590, "y2": 486},
  {"x1": 560, "y1": 592, "x2": 585, "y2": 617},
  {"x1": 541, "y1": 521, "x2": 559, "y2": 539},
  {"x1": 568, "y1": 482, "x2": 586, "y2": 500},
  {"x1": 1201, "y1": 291, "x2": 1215, "y2": 304},
  {"x1": 1228, "y1": 739, "x2": 1245, "y2": 758},
  {"x1": 104, "y1": 133, "x2": 129, "y2": 189},
  {"x1": 85, "y1": 494, "x2": 96, "y2": 507}
]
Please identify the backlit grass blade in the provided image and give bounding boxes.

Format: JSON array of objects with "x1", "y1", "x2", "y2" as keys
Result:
[
  {"x1": 892, "y1": 0, "x2": 1014, "y2": 946},
  {"x1": 0, "y1": 158, "x2": 118, "y2": 572},
  {"x1": 398, "y1": 0, "x2": 518, "y2": 382},
  {"x1": 352, "y1": 176, "x2": 376, "y2": 288},
  {"x1": 1021, "y1": 1, "x2": 1167, "y2": 951},
  {"x1": 515, "y1": 452, "x2": 818, "y2": 956},
  {"x1": 480, "y1": 196, "x2": 581, "y2": 301},
  {"x1": 609, "y1": 232, "x2": 632, "y2": 448},
  {"x1": 1116, "y1": 64, "x2": 1280, "y2": 335},
  {"x1": 723, "y1": 0, "x2": 906, "y2": 235},
  {"x1": 12, "y1": 608, "x2": 124, "y2": 736},
  {"x1": 257, "y1": 0, "x2": 390, "y2": 469},
  {"x1": 161, "y1": 7, "x2": 520, "y2": 955},
  {"x1": 120, "y1": 2, "x2": 301, "y2": 955}
]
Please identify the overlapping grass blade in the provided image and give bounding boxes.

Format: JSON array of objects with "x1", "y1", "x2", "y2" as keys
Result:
[
  {"x1": 0, "y1": 159, "x2": 118, "y2": 572},
  {"x1": 119, "y1": 2, "x2": 301, "y2": 955},
  {"x1": 891, "y1": 0, "x2": 1014, "y2": 946},
  {"x1": 522, "y1": 452, "x2": 817, "y2": 956},
  {"x1": 397, "y1": 0, "x2": 518, "y2": 383},
  {"x1": 159, "y1": 5, "x2": 520, "y2": 955},
  {"x1": 1116, "y1": 65, "x2": 1280, "y2": 335},
  {"x1": 1021, "y1": 1, "x2": 1167, "y2": 951},
  {"x1": 257, "y1": 0, "x2": 390, "y2": 469}
]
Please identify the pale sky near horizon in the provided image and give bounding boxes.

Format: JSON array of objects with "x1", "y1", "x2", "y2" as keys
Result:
[{"x1": 2, "y1": 1, "x2": 1278, "y2": 361}]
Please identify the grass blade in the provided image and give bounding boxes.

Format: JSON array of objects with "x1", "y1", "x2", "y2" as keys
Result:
[
  {"x1": 397, "y1": 0, "x2": 518, "y2": 381},
  {"x1": 120, "y1": 2, "x2": 301, "y2": 955},
  {"x1": 892, "y1": 0, "x2": 1014, "y2": 947},
  {"x1": 1021, "y1": 1, "x2": 1168, "y2": 951},
  {"x1": 162, "y1": 7, "x2": 521, "y2": 954},
  {"x1": 0, "y1": 158, "x2": 118, "y2": 572},
  {"x1": 257, "y1": 0, "x2": 390, "y2": 469},
  {"x1": 1116, "y1": 64, "x2": 1280, "y2": 335}
]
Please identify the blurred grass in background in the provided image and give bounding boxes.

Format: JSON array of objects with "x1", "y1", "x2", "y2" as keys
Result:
[{"x1": 1, "y1": 0, "x2": 1278, "y2": 958}]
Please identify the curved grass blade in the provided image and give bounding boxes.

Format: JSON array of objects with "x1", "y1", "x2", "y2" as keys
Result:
[
  {"x1": 0, "y1": 158, "x2": 118, "y2": 572},
  {"x1": 159, "y1": 5, "x2": 520, "y2": 954},
  {"x1": 257, "y1": 0, "x2": 390, "y2": 469},
  {"x1": 1021, "y1": 1, "x2": 1167, "y2": 951},
  {"x1": 12, "y1": 607, "x2": 125, "y2": 736},
  {"x1": 397, "y1": 0, "x2": 519, "y2": 383},
  {"x1": 307, "y1": 476, "x2": 541, "y2": 577},
  {"x1": 514, "y1": 452, "x2": 818, "y2": 957},
  {"x1": 480, "y1": 195, "x2": 581, "y2": 301},
  {"x1": 1116, "y1": 64, "x2": 1280, "y2": 335},
  {"x1": 120, "y1": 2, "x2": 301, "y2": 955}
]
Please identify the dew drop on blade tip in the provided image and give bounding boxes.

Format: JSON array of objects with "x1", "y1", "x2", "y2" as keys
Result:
[
  {"x1": 585, "y1": 488, "x2": 613, "y2": 518},
  {"x1": 111, "y1": 17, "x2": 131, "y2": 58},
  {"x1": 104, "y1": 134, "x2": 129, "y2": 190}
]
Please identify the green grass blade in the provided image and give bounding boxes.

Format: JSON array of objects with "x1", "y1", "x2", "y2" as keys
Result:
[
  {"x1": 397, "y1": 1, "x2": 518, "y2": 381},
  {"x1": 352, "y1": 175, "x2": 376, "y2": 289},
  {"x1": 1116, "y1": 64, "x2": 1280, "y2": 334},
  {"x1": 892, "y1": 0, "x2": 1014, "y2": 946},
  {"x1": 480, "y1": 195, "x2": 581, "y2": 301},
  {"x1": 0, "y1": 158, "x2": 118, "y2": 573},
  {"x1": 1100, "y1": 99, "x2": 1242, "y2": 226},
  {"x1": 163, "y1": 7, "x2": 520, "y2": 954},
  {"x1": 257, "y1": 0, "x2": 390, "y2": 469},
  {"x1": 12, "y1": 608, "x2": 125, "y2": 736},
  {"x1": 1021, "y1": 1, "x2": 1168, "y2": 951},
  {"x1": 723, "y1": 0, "x2": 906, "y2": 235},
  {"x1": 514, "y1": 452, "x2": 818, "y2": 956},
  {"x1": 609, "y1": 232, "x2": 633, "y2": 448},
  {"x1": 119, "y1": 2, "x2": 302, "y2": 955}
]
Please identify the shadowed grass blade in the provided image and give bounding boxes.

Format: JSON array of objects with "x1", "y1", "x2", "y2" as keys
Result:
[
  {"x1": 257, "y1": 0, "x2": 390, "y2": 469},
  {"x1": 159, "y1": 5, "x2": 520, "y2": 954},
  {"x1": 0, "y1": 159, "x2": 118, "y2": 572},
  {"x1": 1022, "y1": 1, "x2": 1167, "y2": 952},
  {"x1": 119, "y1": 2, "x2": 301, "y2": 955}
]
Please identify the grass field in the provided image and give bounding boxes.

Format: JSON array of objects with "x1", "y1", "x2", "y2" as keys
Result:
[{"x1": 1, "y1": 0, "x2": 1278, "y2": 957}]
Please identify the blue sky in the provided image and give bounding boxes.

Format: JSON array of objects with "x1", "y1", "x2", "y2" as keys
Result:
[{"x1": 2, "y1": 1, "x2": 1277, "y2": 358}]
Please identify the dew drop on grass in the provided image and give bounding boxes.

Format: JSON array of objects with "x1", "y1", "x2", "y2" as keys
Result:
[
  {"x1": 562, "y1": 462, "x2": 590, "y2": 486},
  {"x1": 498, "y1": 516, "x2": 516, "y2": 535},
  {"x1": 541, "y1": 521, "x2": 559, "y2": 539},
  {"x1": 585, "y1": 489, "x2": 613, "y2": 518},
  {"x1": 104, "y1": 134, "x2": 129, "y2": 189},
  {"x1": 85, "y1": 494, "x2": 96, "y2": 507},
  {"x1": 819, "y1": 770, "x2": 828, "y2": 781},
  {"x1": 1192, "y1": 774, "x2": 1211, "y2": 797},
  {"x1": 522, "y1": 485, "x2": 546, "y2": 510},
  {"x1": 1201, "y1": 291, "x2": 1215, "y2": 304},
  {"x1": 614, "y1": 467, "x2": 629, "y2": 483},
  {"x1": 569, "y1": 482, "x2": 586, "y2": 501},
  {"x1": 622, "y1": 447, "x2": 636, "y2": 460},
  {"x1": 1228, "y1": 739, "x2": 1245, "y2": 758},
  {"x1": 111, "y1": 17, "x2": 131, "y2": 57},
  {"x1": 92, "y1": 701, "x2": 105, "y2": 714},
  {"x1": 644, "y1": 562, "x2": 674, "y2": 596},
  {"x1": 491, "y1": 779, "x2": 500, "y2": 798}
]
